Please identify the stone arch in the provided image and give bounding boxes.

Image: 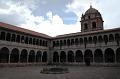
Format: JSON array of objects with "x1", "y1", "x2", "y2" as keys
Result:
[
  {"x1": 60, "y1": 51, "x2": 66, "y2": 62},
  {"x1": 115, "y1": 33, "x2": 120, "y2": 41},
  {"x1": 75, "y1": 50, "x2": 83, "y2": 62},
  {"x1": 71, "y1": 39, "x2": 75, "y2": 45},
  {"x1": 67, "y1": 39, "x2": 70, "y2": 46},
  {"x1": 94, "y1": 49, "x2": 103, "y2": 63},
  {"x1": 36, "y1": 39, "x2": 39, "y2": 45},
  {"x1": 29, "y1": 38, "x2": 32, "y2": 44},
  {"x1": 42, "y1": 51, "x2": 47, "y2": 62},
  {"x1": 53, "y1": 41, "x2": 55, "y2": 47},
  {"x1": 104, "y1": 48, "x2": 115, "y2": 63},
  {"x1": 116, "y1": 48, "x2": 120, "y2": 63},
  {"x1": 20, "y1": 49, "x2": 28, "y2": 63},
  {"x1": 104, "y1": 35, "x2": 108, "y2": 45},
  {"x1": 98, "y1": 35, "x2": 103, "y2": 43},
  {"x1": 28, "y1": 50, "x2": 35, "y2": 63},
  {"x1": 84, "y1": 37, "x2": 88, "y2": 44},
  {"x1": 53, "y1": 52, "x2": 59, "y2": 62},
  {"x1": 79, "y1": 38, "x2": 83, "y2": 44},
  {"x1": 36, "y1": 51, "x2": 42, "y2": 62},
  {"x1": 115, "y1": 33, "x2": 120, "y2": 45},
  {"x1": 39, "y1": 39, "x2": 42, "y2": 46},
  {"x1": 0, "y1": 31, "x2": 6, "y2": 40},
  {"x1": 75, "y1": 38, "x2": 79, "y2": 45},
  {"x1": 84, "y1": 49, "x2": 93, "y2": 62},
  {"x1": 25, "y1": 37, "x2": 29, "y2": 44},
  {"x1": 56, "y1": 40, "x2": 59, "y2": 47},
  {"x1": 6, "y1": 32, "x2": 11, "y2": 41},
  {"x1": 16, "y1": 35, "x2": 20, "y2": 43},
  {"x1": 21, "y1": 36, "x2": 25, "y2": 43},
  {"x1": 11, "y1": 34, "x2": 16, "y2": 42},
  {"x1": 93, "y1": 36, "x2": 97, "y2": 44},
  {"x1": 60, "y1": 40, "x2": 63, "y2": 46},
  {"x1": 67, "y1": 50, "x2": 74, "y2": 62},
  {"x1": 109, "y1": 34, "x2": 114, "y2": 42},
  {"x1": 88, "y1": 37, "x2": 92, "y2": 44},
  {"x1": 63, "y1": 40, "x2": 66, "y2": 46},
  {"x1": 0, "y1": 47, "x2": 9, "y2": 63},
  {"x1": 45, "y1": 41, "x2": 48, "y2": 47},
  {"x1": 33, "y1": 38, "x2": 36, "y2": 45},
  {"x1": 10, "y1": 48, "x2": 19, "y2": 63}
]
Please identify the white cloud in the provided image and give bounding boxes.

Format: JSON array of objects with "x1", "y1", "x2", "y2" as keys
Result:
[
  {"x1": 20, "y1": 11, "x2": 80, "y2": 37},
  {"x1": 0, "y1": 0, "x2": 120, "y2": 37}
]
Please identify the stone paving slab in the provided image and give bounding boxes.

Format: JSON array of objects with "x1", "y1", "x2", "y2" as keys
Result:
[{"x1": 0, "y1": 66, "x2": 120, "y2": 79}]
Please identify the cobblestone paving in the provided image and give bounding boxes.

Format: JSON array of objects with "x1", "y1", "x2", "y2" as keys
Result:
[{"x1": 0, "y1": 66, "x2": 120, "y2": 79}]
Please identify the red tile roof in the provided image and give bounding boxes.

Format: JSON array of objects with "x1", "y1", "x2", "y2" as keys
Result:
[
  {"x1": 0, "y1": 22, "x2": 119, "y2": 39},
  {"x1": 54, "y1": 27, "x2": 120, "y2": 39},
  {"x1": 0, "y1": 22, "x2": 51, "y2": 39}
]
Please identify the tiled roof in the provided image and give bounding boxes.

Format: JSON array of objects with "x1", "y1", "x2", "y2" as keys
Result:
[
  {"x1": 0, "y1": 22, "x2": 51, "y2": 39},
  {"x1": 54, "y1": 27, "x2": 120, "y2": 39},
  {"x1": 0, "y1": 22, "x2": 119, "y2": 39}
]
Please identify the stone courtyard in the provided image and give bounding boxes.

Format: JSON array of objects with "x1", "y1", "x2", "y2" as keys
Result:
[{"x1": 0, "y1": 66, "x2": 120, "y2": 79}]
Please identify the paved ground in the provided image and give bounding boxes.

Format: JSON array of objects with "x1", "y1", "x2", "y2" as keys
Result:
[{"x1": 0, "y1": 66, "x2": 120, "y2": 79}]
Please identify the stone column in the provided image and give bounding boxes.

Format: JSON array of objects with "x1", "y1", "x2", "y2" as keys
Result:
[
  {"x1": 8, "y1": 53, "x2": 10, "y2": 63},
  {"x1": 18, "y1": 53, "x2": 21, "y2": 63}
]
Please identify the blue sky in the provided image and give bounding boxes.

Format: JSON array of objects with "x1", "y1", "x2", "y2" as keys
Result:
[{"x1": 0, "y1": 0, "x2": 120, "y2": 37}]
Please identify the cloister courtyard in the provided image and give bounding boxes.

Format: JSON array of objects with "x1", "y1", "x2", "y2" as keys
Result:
[{"x1": 0, "y1": 65, "x2": 120, "y2": 79}]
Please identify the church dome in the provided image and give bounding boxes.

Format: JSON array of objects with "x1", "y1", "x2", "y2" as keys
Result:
[{"x1": 85, "y1": 6, "x2": 99, "y2": 14}]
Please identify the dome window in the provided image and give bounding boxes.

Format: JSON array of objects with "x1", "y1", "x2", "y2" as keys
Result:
[
  {"x1": 84, "y1": 23, "x2": 88, "y2": 30},
  {"x1": 88, "y1": 16, "x2": 90, "y2": 19},
  {"x1": 92, "y1": 22, "x2": 96, "y2": 29}
]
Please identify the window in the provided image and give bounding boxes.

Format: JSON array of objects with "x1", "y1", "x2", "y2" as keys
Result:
[
  {"x1": 88, "y1": 16, "x2": 90, "y2": 19},
  {"x1": 84, "y1": 23, "x2": 88, "y2": 30},
  {"x1": 92, "y1": 22, "x2": 96, "y2": 29}
]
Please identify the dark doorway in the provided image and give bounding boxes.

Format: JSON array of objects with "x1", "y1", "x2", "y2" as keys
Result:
[
  {"x1": 53, "y1": 52, "x2": 59, "y2": 63},
  {"x1": 84, "y1": 49, "x2": 93, "y2": 66},
  {"x1": 0, "y1": 47, "x2": 9, "y2": 63},
  {"x1": 10, "y1": 48, "x2": 19, "y2": 63},
  {"x1": 60, "y1": 51, "x2": 66, "y2": 62},
  {"x1": 36, "y1": 51, "x2": 42, "y2": 62},
  {"x1": 42, "y1": 51, "x2": 47, "y2": 62},
  {"x1": 105, "y1": 48, "x2": 115, "y2": 63},
  {"x1": 75, "y1": 50, "x2": 83, "y2": 62},
  {"x1": 28, "y1": 50, "x2": 35, "y2": 63},
  {"x1": 20, "y1": 49, "x2": 28, "y2": 63},
  {"x1": 116, "y1": 48, "x2": 120, "y2": 63},
  {"x1": 94, "y1": 49, "x2": 103, "y2": 63},
  {"x1": 67, "y1": 51, "x2": 74, "y2": 62}
]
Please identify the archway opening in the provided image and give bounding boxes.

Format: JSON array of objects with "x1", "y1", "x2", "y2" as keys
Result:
[
  {"x1": 36, "y1": 51, "x2": 42, "y2": 62},
  {"x1": 105, "y1": 48, "x2": 115, "y2": 63},
  {"x1": 20, "y1": 49, "x2": 28, "y2": 63},
  {"x1": 28, "y1": 50, "x2": 35, "y2": 63},
  {"x1": 0, "y1": 47, "x2": 9, "y2": 63},
  {"x1": 94, "y1": 49, "x2": 103, "y2": 63},
  {"x1": 10, "y1": 48, "x2": 19, "y2": 63},
  {"x1": 53, "y1": 52, "x2": 59, "y2": 63},
  {"x1": 42, "y1": 51, "x2": 47, "y2": 62},
  {"x1": 60, "y1": 51, "x2": 66, "y2": 63},
  {"x1": 116, "y1": 48, "x2": 120, "y2": 63},
  {"x1": 67, "y1": 51, "x2": 74, "y2": 62},
  {"x1": 75, "y1": 50, "x2": 83, "y2": 62},
  {"x1": 84, "y1": 49, "x2": 93, "y2": 62}
]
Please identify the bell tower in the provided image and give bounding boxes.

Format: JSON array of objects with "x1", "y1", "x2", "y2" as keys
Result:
[{"x1": 80, "y1": 6, "x2": 104, "y2": 32}]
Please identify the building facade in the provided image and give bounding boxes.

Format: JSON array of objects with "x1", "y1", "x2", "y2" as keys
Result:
[{"x1": 0, "y1": 6, "x2": 120, "y2": 65}]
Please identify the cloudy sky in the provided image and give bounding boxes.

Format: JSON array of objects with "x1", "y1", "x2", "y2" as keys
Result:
[{"x1": 0, "y1": 0, "x2": 120, "y2": 37}]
